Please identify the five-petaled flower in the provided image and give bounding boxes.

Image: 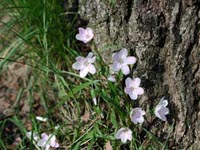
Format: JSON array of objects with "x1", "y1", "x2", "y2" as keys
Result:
[
  {"x1": 154, "y1": 97, "x2": 169, "y2": 121},
  {"x1": 72, "y1": 52, "x2": 96, "y2": 78},
  {"x1": 115, "y1": 127, "x2": 132, "y2": 143},
  {"x1": 130, "y1": 107, "x2": 146, "y2": 124},
  {"x1": 112, "y1": 48, "x2": 137, "y2": 75},
  {"x1": 76, "y1": 27, "x2": 94, "y2": 43},
  {"x1": 124, "y1": 77, "x2": 144, "y2": 100},
  {"x1": 37, "y1": 133, "x2": 59, "y2": 150}
]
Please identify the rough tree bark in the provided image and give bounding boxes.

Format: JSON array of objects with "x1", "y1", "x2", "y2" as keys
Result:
[{"x1": 68, "y1": 0, "x2": 200, "y2": 149}]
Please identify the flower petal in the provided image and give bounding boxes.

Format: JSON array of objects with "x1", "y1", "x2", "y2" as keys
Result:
[
  {"x1": 155, "y1": 105, "x2": 162, "y2": 119},
  {"x1": 125, "y1": 56, "x2": 137, "y2": 65},
  {"x1": 76, "y1": 56, "x2": 84, "y2": 61},
  {"x1": 134, "y1": 87, "x2": 144, "y2": 95},
  {"x1": 41, "y1": 133, "x2": 49, "y2": 141},
  {"x1": 72, "y1": 62, "x2": 84, "y2": 70},
  {"x1": 124, "y1": 87, "x2": 132, "y2": 94},
  {"x1": 75, "y1": 34, "x2": 85, "y2": 42},
  {"x1": 159, "y1": 99, "x2": 168, "y2": 107},
  {"x1": 121, "y1": 65, "x2": 130, "y2": 75},
  {"x1": 86, "y1": 27, "x2": 94, "y2": 39},
  {"x1": 121, "y1": 134, "x2": 127, "y2": 143},
  {"x1": 36, "y1": 116, "x2": 48, "y2": 122},
  {"x1": 129, "y1": 92, "x2": 138, "y2": 100},
  {"x1": 112, "y1": 53, "x2": 120, "y2": 62},
  {"x1": 132, "y1": 77, "x2": 141, "y2": 87},
  {"x1": 88, "y1": 64, "x2": 96, "y2": 74},
  {"x1": 158, "y1": 107, "x2": 168, "y2": 121},
  {"x1": 136, "y1": 116, "x2": 144, "y2": 124},
  {"x1": 80, "y1": 68, "x2": 89, "y2": 78},
  {"x1": 78, "y1": 27, "x2": 86, "y2": 34},
  {"x1": 87, "y1": 56, "x2": 96, "y2": 63},
  {"x1": 125, "y1": 77, "x2": 132, "y2": 87},
  {"x1": 37, "y1": 139, "x2": 46, "y2": 147},
  {"x1": 112, "y1": 62, "x2": 120, "y2": 72},
  {"x1": 118, "y1": 48, "x2": 128, "y2": 61},
  {"x1": 108, "y1": 75, "x2": 116, "y2": 82},
  {"x1": 86, "y1": 52, "x2": 93, "y2": 59}
]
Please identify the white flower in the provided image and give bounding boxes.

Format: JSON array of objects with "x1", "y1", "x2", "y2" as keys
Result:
[
  {"x1": 154, "y1": 97, "x2": 169, "y2": 121},
  {"x1": 92, "y1": 97, "x2": 97, "y2": 105},
  {"x1": 124, "y1": 77, "x2": 144, "y2": 100},
  {"x1": 130, "y1": 108, "x2": 146, "y2": 124},
  {"x1": 37, "y1": 133, "x2": 59, "y2": 150},
  {"x1": 36, "y1": 116, "x2": 48, "y2": 122},
  {"x1": 115, "y1": 127, "x2": 132, "y2": 143},
  {"x1": 112, "y1": 48, "x2": 136, "y2": 75},
  {"x1": 107, "y1": 75, "x2": 116, "y2": 82},
  {"x1": 75, "y1": 27, "x2": 94, "y2": 43},
  {"x1": 55, "y1": 125, "x2": 60, "y2": 130},
  {"x1": 72, "y1": 52, "x2": 96, "y2": 78}
]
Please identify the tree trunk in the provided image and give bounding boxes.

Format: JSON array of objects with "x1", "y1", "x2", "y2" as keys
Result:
[{"x1": 72, "y1": 0, "x2": 200, "y2": 149}]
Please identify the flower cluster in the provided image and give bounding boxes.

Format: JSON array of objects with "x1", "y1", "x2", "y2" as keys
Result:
[
  {"x1": 73, "y1": 27, "x2": 170, "y2": 144},
  {"x1": 26, "y1": 132, "x2": 59, "y2": 150}
]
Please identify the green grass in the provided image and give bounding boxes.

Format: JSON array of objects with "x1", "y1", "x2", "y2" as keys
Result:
[{"x1": 0, "y1": 0, "x2": 171, "y2": 149}]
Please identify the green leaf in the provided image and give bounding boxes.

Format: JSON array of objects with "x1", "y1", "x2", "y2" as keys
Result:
[{"x1": 110, "y1": 109, "x2": 118, "y2": 128}]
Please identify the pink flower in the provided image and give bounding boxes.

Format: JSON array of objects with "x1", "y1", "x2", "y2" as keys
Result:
[
  {"x1": 130, "y1": 107, "x2": 145, "y2": 124},
  {"x1": 37, "y1": 133, "x2": 59, "y2": 150},
  {"x1": 112, "y1": 48, "x2": 136, "y2": 75},
  {"x1": 154, "y1": 97, "x2": 169, "y2": 121},
  {"x1": 115, "y1": 127, "x2": 132, "y2": 143},
  {"x1": 75, "y1": 27, "x2": 94, "y2": 43},
  {"x1": 124, "y1": 77, "x2": 144, "y2": 100},
  {"x1": 72, "y1": 52, "x2": 96, "y2": 78}
]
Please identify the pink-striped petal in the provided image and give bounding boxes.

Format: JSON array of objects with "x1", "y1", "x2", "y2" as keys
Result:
[
  {"x1": 125, "y1": 56, "x2": 137, "y2": 65},
  {"x1": 80, "y1": 68, "x2": 89, "y2": 78},
  {"x1": 134, "y1": 87, "x2": 144, "y2": 95},
  {"x1": 119, "y1": 48, "x2": 128, "y2": 61},
  {"x1": 132, "y1": 77, "x2": 141, "y2": 87},
  {"x1": 121, "y1": 65, "x2": 130, "y2": 75},
  {"x1": 88, "y1": 64, "x2": 96, "y2": 74}
]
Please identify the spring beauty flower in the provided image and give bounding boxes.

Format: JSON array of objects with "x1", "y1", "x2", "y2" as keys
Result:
[
  {"x1": 154, "y1": 97, "x2": 169, "y2": 121},
  {"x1": 76, "y1": 27, "x2": 94, "y2": 43},
  {"x1": 124, "y1": 77, "x2": 144, "y2": 100},
  {"x1": 37, "y1": 133, "x2": 59, "y2": 150},
  {"x1": 72, "y1": 52, "x2": 96, "y2": 78},
  {"x1": 115, "y1": 127, "x2": 132, "y2": 143},
  {"x1": 112, "y1": 48, "x2": 136, "y2": 75},
  {"x1": 130, "y1": 107, "x2": 145, "y2": 124}
]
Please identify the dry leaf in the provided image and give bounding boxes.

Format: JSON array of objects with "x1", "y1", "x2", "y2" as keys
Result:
[{"x1": 105, "y1": 141, "x2": 112, "y2": 150}]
